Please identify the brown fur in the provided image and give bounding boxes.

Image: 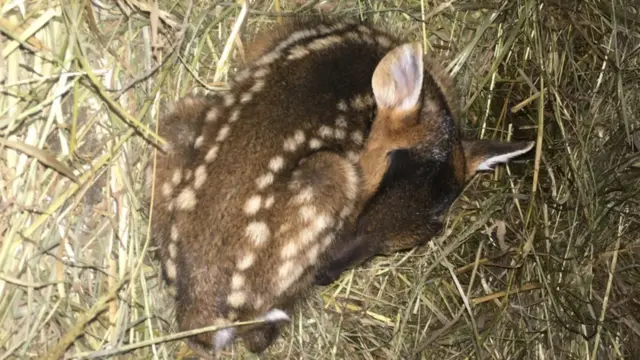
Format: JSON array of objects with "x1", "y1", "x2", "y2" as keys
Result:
[
  {"x1": 147, "y1": 16, "x2": 534, "y2": 357},
  {"x1": 148, "y1": 17, "x2": 405, "y2": 356},
  {"x1": 314, "y1": 41, "x2": 535, "y2": 286},
  {"x1": 148, "y1": 96, "x2": 214, "y2": 279}
]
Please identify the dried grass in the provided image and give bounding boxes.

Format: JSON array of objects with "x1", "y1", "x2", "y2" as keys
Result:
[{"x1": 1, "y1": 0, "x2": 639, "y2": 359}]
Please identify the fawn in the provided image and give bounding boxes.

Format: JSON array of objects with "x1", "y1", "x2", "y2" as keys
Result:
[{"x1": 146, "y1": 16, "x2": 534, "y2": 358}]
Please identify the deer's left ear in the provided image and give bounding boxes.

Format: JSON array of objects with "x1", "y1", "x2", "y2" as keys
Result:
[
  {"x1": 372, "y1": 41, "x2": 424, "y2": 111},
  {"x1": 462, "y1": 140, "x2": 536, "y2": 179}
]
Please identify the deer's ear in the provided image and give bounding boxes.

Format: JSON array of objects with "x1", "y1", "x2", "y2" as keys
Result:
[
  {"x1": 372, "y1": 42, "x2": 424, "y2": 111},
  {"x1": 462, "y1": 140, "x2": 536, "y2": 178}
]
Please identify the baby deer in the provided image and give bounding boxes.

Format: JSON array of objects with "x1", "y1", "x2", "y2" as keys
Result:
[
  {"x1": 314, "y1": 42, "x2": 534, "y2": 285},
  {"x1": 146, "y1": 17, "x2": 533, "y2": 358}
]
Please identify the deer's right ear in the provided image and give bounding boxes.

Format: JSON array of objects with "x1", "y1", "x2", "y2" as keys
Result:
[
  {"x1": 462, "y1": 140, "x2": 536, "y2": 180},
  {"x1": 372, "y1": 42, "x2": 424, "y2": 112}
]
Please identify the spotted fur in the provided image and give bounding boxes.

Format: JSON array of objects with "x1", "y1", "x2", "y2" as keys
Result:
[
  {"x1": 145, "y1": 15, "x2": 534, "y2": 358},
  {"x1": 146, "y1": 17, "x2": 400, "y2": 357}
]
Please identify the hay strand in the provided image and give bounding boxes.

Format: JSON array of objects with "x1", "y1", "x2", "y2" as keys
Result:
[{"x1": 1, "y1": 0, "x2": 639, "y2": 359}]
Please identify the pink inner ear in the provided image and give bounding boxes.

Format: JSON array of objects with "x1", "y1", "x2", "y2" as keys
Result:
[
  {"x1": 392, "y1": 47, "x2": 422, "y2": 109},
  {"x1": 372, "y1": 42, "x2": 424, "y2": 110}
]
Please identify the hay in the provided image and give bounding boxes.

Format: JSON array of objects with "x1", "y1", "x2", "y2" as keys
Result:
[{"x1": 1, "y1": 0, "x2": 639, "y2": 359}]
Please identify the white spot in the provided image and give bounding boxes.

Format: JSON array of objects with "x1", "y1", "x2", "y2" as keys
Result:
[
  {"x1": 294, "y1": 130, "x2": 305, "y2": 145},
  {"x1": 335, "y1": 116, "x2": 347, "y2": 128},
  {"x1": 283, "y1": 137, "x2": 298, "y2": 152},
  {"x1": 161, "y1": 182, "x2": 173, "y2": 197},
  {"x1": 345, "y1": 32, "x2": 361, "y2": 42},
  {"x1": 168, "y1": 242, "x2": 177, "y2": 259},
  {"x1": 334, "y1": 129, "x2": 346, "y2": 140},
  {"x1": 268, "y1": 156, "x2": 285, "y2": 172},
  {"x1": 261, "y1": 309, "x2": 290, "y2": 323},
  {"x1": 171, "y1": 169, "x2": 182, "y2": 185},
  {"x1": 351, "y1": 94, "x2": 367, "y2": 109},
  {"x1": 216, "y1": 125, "x2": 230, "y2": 142},
  {"x1": 254, "y1": 295, "x2": 264, "y2": 309},
  {"x1": 307, "y1": 244, "x2": 320, "y2": 263},
  {"x1": 184, "y1": 170, "x2": 193, "y2": 181},
  {"x1": 275, "y1": 28, "x2": 319, "y2": 51},
  {"x1": 277, "y1": 264, "x2": 304, "y2": 294},
  {"x1": 250, "y1": 80, "x2": 265, "y2": 93},
  {"x1": 205, "y1": 145, "x2": 219, "y2": 163},
  {"x1": 245, "y1": 222, "x2": 271, "y2": 245},
  {"x1": 229, "y1": 109, "x2": 240, "y2": 122},
  {"x1": 293, "y1": 186, "x2": 313, "y2": 204},
  {"x1": 253, "y1": 68, "x2": 270, "y2": 78},
  {"x1": 161, "y1": 142, "x2": 173, "y2": 155},
  {"x1": 358, "y1": 25, "x2": 372, "y2": 34},
  {"x1": 235, "y1": 69, "x2": 251, "y2": 83},
  {"x1": 298, "y1": 228, "x2": 316, "y2": 246},
  {"x1": 337, "y1": 100, "x2": 348, "y2": 112},
  {"x1": 340, "y1": 205, "x2": 353, "y2": 219},
  {"x1": 244, "y1": 195, "x2": 262, "y2": 215},
  {"x1": 256, "y1": 173, "x2": 274, "y2": 190},
  {"x1": 364, "y1": 34, "x2": 378, "y2": 45},
  {"x1": 224, "y1": 93, "x2": 235, "y2": 107},
  {"x1": 312, "y1": 214, "x2": 334, "y2": 233},
  {"x1": 364, "y1": 93, "x2": 375, "y2": 106},
  {"x1": 351, "y1": 131, "x2": 363, "y2": 144},
  {"x1": 309, "y1": 138, "x2": 322, "y2": 149},
  {"x1": 281, "y1": 242, "x2": 299, "y2": 259},
  {"x1": 227, "y1": 291, "x2": 246, "y2": 307},
  {"x1": 240, "y1": 92, "x2": 253, "y2": 104},
  {"x1": 347, "y1": 151, "x2": 360, "y2": 163},
  {"x1": 165, "y1": 260, "x2": 177, "y2": 279},
  {"x1": 344, "y1": 163, "x2": 359, "y2": 200},
  {"x1": 194, "y1": 135, "x2": 205, "y2": 149},
  {"x1": 318, "y1": 126, "x2": 334, "y2": 139},
  {"x1": 231, "y1": 273, "x2": 245, "y2": 289},
  {"x1": 264, "y1": 195, "x2": 275, "y2": 209},
  {"x1": 194, "y1": 165, "x2": 207, "y2": 189},
  {"x1": 307, "y1": 35, "x2": 344, "y2": 51},
  {"x1": 320, "y1": 22, "x2": 349, "y2": 34},
  {"x1": 170, "y1": 225, "x2": 179, "y2": 242},
  {"x1": 317, "y1": 24, "x2": 330, "y2": 33},
  {"x1": 214, "y1": 328, "x2": 236, "y2": 352},
  {"x1": 299, "y1": 205, "x2": 316, "y2": 222},
  {"x1": 377, "y1": 35, "x2": 392, "y2": 47},
  {"x1": 278, "y1": 261, "x2": 295, "y2": 278},
  {"x1": 278, "y1": 223, "x2": 292, "y2": 235},
  {"x1": 175, "y1": 188, "x2": 197, "y2": 210},
  {"x1": 205, "y1": 108, "x2": 219, "y2": 123},
  {"x1": 256, "y1": 50, "x2": 281, "y2": 66},
  {"x1": 288, "y1": 45, "x2": 310, "y2": 60},
  {"x1": 237, "y1": 253, "x2": 256, "y2": 270},
  {"x1": 321, "y1": 233, "x2": 335, "y2": 249}
]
